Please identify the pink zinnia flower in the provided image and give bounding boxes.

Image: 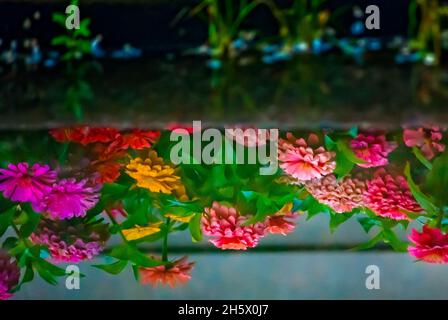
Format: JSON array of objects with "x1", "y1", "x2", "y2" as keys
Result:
[
  {"x1": 350, "y1": 134, "x2": 397, "y2": 168},
  {"x1": 408, "y1": 226, "x2": 448, "y2": 263},
  {"x1": 278, "y1": 133, "x2": 336, "y2": 183},
  {"x1": 0, "y1": 163, "x2": 57, "y2": 203},
  {"x1": 33, "y1": 178, "x2": 101, "y2": 220},
  {"x1": 403, "y1": 127, "x2": 445, "y2": 160},
  {"x1": 305, "y1": 174, "x2": 366, "y2": 213},
  {"x1": 0, "y1": 250, "x2": 20, "y2": 300},
  {"x1": 139, "y1": 257, "x2": 195, "y2": 288},
  {"x1": 225, "y1": 126, "x2": 273, "y2": 147},
  {"x1": 30, "y1": 219, "x2": 109, "y2": 263},
  {"x1": 202, "y1": 202, "x2": 266, "y2": 250},
  {"x1": 364, "y1": 169, "x2": 422, "y2": 220}
]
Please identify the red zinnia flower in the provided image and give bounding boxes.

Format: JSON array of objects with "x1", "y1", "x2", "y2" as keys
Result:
[
  {"x1": 139, "y1": 257, "x2": 195, "y2": 288},
  {"x1": 50, "y1": 126, "x2": 119, "y2": 145}
]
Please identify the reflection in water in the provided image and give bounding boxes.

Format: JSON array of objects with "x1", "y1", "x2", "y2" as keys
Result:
[{"x1": 0, "y1": 125, "x2": 447, "y2": 298}]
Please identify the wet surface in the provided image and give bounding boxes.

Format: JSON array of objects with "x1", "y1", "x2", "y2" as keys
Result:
[{"x1": 2, "y1": 59, "x2": 448, "y2": 129}]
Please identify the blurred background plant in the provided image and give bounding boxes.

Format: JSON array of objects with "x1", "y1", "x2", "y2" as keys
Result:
[
  {"x1": 51, "y1": 0, "x2": 96, "y2": 120},
  {"x1": 408, "y1": 0, "x2": 448, "y2": 65},
  {"x1": 188, "y1": 0, "x2": 283, "y2": 60},
  {"x1": 277, "y1": 0, "x2": 329, "y2": 52},
  {"x1": 51, "y1": 0, "x2": 92, "y2": 65}
]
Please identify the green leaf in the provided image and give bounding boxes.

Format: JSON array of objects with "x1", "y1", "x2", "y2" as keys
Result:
[
  {"x1": 302, "y1": 195, "x2": 328, "y2": 220},
  {"x1": 51, "y1": 35, "x2": 72, "y2": 46},
  {"x1": 132, "y1": 264, "x2": 140, "y2": 282},
  {"x1": 93, "y1": 260, "x2": 128, "y2": 275},
  {"x1": 357, "y1": 216, "x2": 381, "y2": 233},
  {"x1": 2, "y1": 237, "x2": 18, "y2": 250},
  {"x1": 336, "y1": 139, "x2": 366, "y2": 164},
  {"x1": 0, "y1": 206, "x2": 15, "y2": 237},
  {"x1": 404, "y1": 162, "x2": 439, "y2": 215},
  {"x1": 35, "y1": 257, "x2": 67, "y2": 277},
  {"x1": 424, "y1": 152, "x2": 448, "y2": 207},
  {"x1": 109, "y1": 244, "x2": 164, "y2": 268},
  {"x1": 34, "y1": 261, "x2": 58, "y2": 286},
  {"x1": 329, "y1": 212, "x2": 353, "y2": 233},
  {"x1": 189, "y1": 213, "x2": 203, "y2": 242},
  {"x1": 52, "y1": 12, "x2": 67, "y2": 26},
  {"x1": 382, "y1": 229, "x2": 408, "y2": 252},
  {"x1": 347, "y1": 126, "x2": 358, "y2": 138},
  {"x1": 351, "y1": 232, "x2": 383, "y2": 251},
  {"x1": 19, "y1": 210, "x2": 41, "y2": 238},
  {"x1": 334, "y1": 151, "x2": 354, "y2": 178},
  {"x1": 324, "y1": 135, "x2": 336, "y2": 150},
  {"x1": 8, "y1": 241, "x2": 26, "y2": 256},
  {"x1": 412, "y1": 147, "x2": 433, "y2": 170}
]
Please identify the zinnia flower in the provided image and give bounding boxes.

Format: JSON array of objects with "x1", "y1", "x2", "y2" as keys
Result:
[
  {"x1": 33, "y1": 178, "x2": 101, "y2": 220},
  {"x1": 305, "y1": 174, "x2": 366, "y2": 213},
  {"x1": 50, "y1": 126, "x2": 119, "y2": 145},
  {"x1": 0, "y1": 250, "x2": 20, "y2": 300},
  {"x1": 0, "y1": 163, "x2": 57, "y2": 203},
  {"x1": 278, "y1": 133, "x2": 336, "y2": 183},
  {"x1": 408, "y1": 225, "x2": 448, "y2": 263},
  {"x1": 350, "y1": 133, "x2": 397, "y2": 168},
  {"x1": 166, "y1": 123, "x2": 195, "y2": 134},
  {"x1": 364, "y1": 169, "x2": 422, "y2": 220},
  {"x1": 139, "y1": 257, "x2": 195, "y2": 288},
  {"x1": 225, "y1": 126, "x2": 272, "y2": 147},
  {"x1": 264, "y1": 203, "x2": 298, "y2": 236},
  {"x1": 109, "y1": 129, "x2": 160, "y2": 151},
  {"x1": 30, "y1": 218, "x2": 109, "y2": 263},
  {"x1": 403, "y1": 127, "x2": 445, "y2": 160},
  {"x1": 202, "y1": 202, "x2": 266, "y2": 250},
  {"x1": 90, "y1": 160, "x2": 122, "y2": 184},
  {"x1": 126, "y1": 151, "x2": 183, "y2": 195}
]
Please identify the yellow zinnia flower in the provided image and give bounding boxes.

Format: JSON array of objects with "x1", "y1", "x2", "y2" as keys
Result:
[{"x1": 126, "y1": 151, "x2": 183, "y2": 194}]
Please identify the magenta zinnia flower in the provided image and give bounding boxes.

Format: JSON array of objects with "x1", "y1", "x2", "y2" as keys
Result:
[
  {"x1": 0, "y1": 163, "x2": 57, "y2": 203},
  {"x1": 350, "y1": 134, "x2": 397, "y2": 168},
  {"x1": 278, "y1": 133, "x2": 336, "y2": 183},
  {"x1": 403, "y1": 127, "x2": 445, "y2": 160},
  {"x1": 0, "y1": 250, "x2": 20, "y2": 300},
  {"x1": 33, "y1": 178, "x2": 101, "y2": 220},
  {"x1": 30, "y1": 219, "x2": 109, "y2": 263},
  {"x1": 364, "y1": 169, "x2": 422, "y2": 220},
  {"x1": 139, "y1": 256, "x2": 195, "y2": 288},
  {"x1": 408, "y1": 226, "x2": 448, "y2": 263},
  {"x1": 305, "y1": 174, "x2": 366, "y2": 213},
  {"x1": 202, "y1": 202, "x2": 266, "y2": 250}
]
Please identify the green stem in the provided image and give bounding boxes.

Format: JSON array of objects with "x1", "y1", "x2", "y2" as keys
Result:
[
  {"x1": 162, "y1": 218, "x2": 171, "y2": 262},
  {"x1": 106, "y1": 210, "x2": 129, "y2": 244},
  {"x1": 11, "y1": 222, "x2": 32, "y2": 249}
]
